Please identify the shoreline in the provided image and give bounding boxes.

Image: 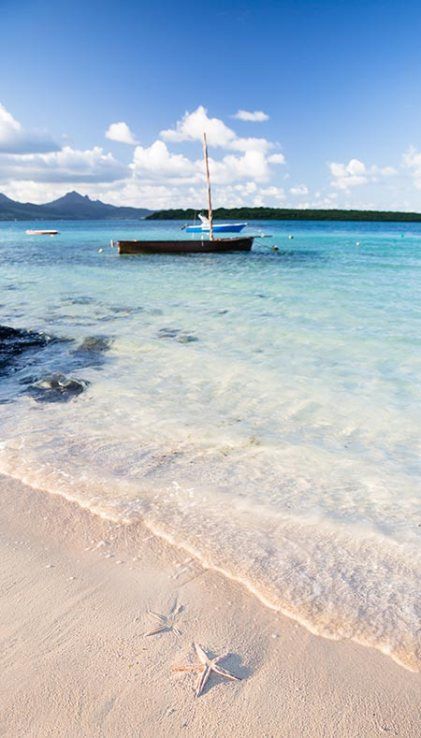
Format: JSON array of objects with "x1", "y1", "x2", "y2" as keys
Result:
[{"x1": 1, "y1": 473, "x2": 420, "y2": 737}]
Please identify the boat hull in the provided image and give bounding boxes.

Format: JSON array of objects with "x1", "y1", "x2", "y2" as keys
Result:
[
  {"x1": 25, "y1": 229, "x2": 59, "y2": 236},
  {"x1": 185, "y1": 222, "x2": 246, "y2": 234},
  {"x1": 117, "y1": 237, "x2": 254, "y2": 254}
]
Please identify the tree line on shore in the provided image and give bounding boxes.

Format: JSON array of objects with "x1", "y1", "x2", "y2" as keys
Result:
[{"x1": 147, "y1": 207, "x2": 421, "y2": 222}]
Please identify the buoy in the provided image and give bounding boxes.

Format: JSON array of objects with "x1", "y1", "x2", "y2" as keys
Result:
[
  {"x1": 356, "y1": 241, "x2": 361, "y2": 246},
  {"x1": 288, "y1": 235, "x2": 294, "y2": 240},
  {"x1": 271, "y1": 245, "x2": 279, "y2": 252},
  {"x1": 98, "y1": 248, "x2": 103, "y2": 253}
]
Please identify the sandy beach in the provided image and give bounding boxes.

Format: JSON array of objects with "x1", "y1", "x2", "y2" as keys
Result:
[{"x1": 1, "y1": 473, "x2": 419, "y2": 738}]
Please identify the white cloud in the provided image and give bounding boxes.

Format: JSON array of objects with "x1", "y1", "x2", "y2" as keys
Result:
[
  {"x1": 234, "y1": 110, "x2": 269, "y2": 122},
  {"x1": 329, "y1": 158, "x2": 398, "y2": 191},
  {"x1": 230, "y1": 136, "x2": 273, "y2": 153},
  {"x1": 209, "y1": 149, "x2": 282, "y2": 184},
  {"x1": 131, "y1": 140, "x2": 196, "y2": 181},
  {"x1": 5, "y1": 102, "x2": 421, "y2": 211},
  {"x1": 0, "y1": 146, "x2": 127, "y2": 183},
  {"x1": 268, "y1": 153, "x2": 285, "y2": 165},
  {"x1": 371, "y1": 165, "x2": 397, "y2": 178},
  {"x1": 259, "y1": 185, "x2": 285, "y2": 201},
  {"x1": 130, "y1": 136, "x2": 284, "y2": 186},
  {"x1": 290, "y1": 184, "x2": 309, "y2": 196},
  {"x1": 160, "y1": 105, "x2": 274, "y2": 155},
  {"x1": 0, "y1": 103, "x2": 285, "y2": 207},
  {"x1": 329, "y1": 158, "x2": 368, "y2": 189},
  {"x1": 105, "y1": 121, "x2": 138, "y2": 145},
  {"x1": 161, "y1": 105, "x2": 236, "y2": 148},
  {"x1": 402, "y1": 147, "x2": 421, "y2": 188},
  {"x1": 10, "y1": 178, "x2": 283, "y2": 211},
  {"x1": 0, "y1": 102, "x2": 59, "y2": 154}
]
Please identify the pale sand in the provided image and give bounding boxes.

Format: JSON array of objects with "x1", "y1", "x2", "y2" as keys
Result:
[{"x1": 0, "y1": 474, "x2": 419, "y2": 738}]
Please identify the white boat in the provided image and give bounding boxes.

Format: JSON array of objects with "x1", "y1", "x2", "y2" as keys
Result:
[
  {"x1": 184, "y1": 214, "x2": 247, "y2": 234},
  {"x1": 25, "y1": 229, "x2": 59, "y2": 236}
]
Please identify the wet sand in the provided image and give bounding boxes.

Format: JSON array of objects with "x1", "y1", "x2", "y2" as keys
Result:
[{"x1": 0, "y1": 473, "x2": 419, "y2": 738}]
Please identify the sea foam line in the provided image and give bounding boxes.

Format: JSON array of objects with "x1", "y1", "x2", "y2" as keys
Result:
[{"x1": 0, "y1": 457, "x2": 419, "y2": 674}]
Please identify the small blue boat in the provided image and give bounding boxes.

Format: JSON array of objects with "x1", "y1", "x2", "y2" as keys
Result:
[{"x1": 184, "y1": 214, "x2": 247, "y2": 234}]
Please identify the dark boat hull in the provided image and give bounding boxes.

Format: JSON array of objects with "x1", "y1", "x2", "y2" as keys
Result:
[{"x1": 117, "y1": 237, "x2": 253, "y2": 254}]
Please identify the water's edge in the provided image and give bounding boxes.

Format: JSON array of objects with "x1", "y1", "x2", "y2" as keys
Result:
[{"x1": 1, "y1": 466, "x2": 418, "y2": 673}]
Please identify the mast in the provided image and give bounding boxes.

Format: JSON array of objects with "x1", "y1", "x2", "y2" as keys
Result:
[{"x1": 202, "y1": 132, "x2": 214, "y2": 241}]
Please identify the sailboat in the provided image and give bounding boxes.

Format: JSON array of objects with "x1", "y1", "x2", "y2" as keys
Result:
[
  {"x1": 184, "y1": 213, "x2": 247, "y2": 234},
  {"x1": 116, "y1": 134, "x2": 254, "y2": 255}
]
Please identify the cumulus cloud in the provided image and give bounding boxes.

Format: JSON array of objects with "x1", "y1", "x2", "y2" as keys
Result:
[
  {"x1": 0, "y1": 102, "x2": 59, "y2": 154},
  {"x1": 0, "y1": 146, "x2": 127, "y2": 183},
  {"x1": 268, "y1": 153, "x2": 285, "y2": 165},
  {"x1": 290, "y1": 184, "x2": 309, "y2": 196},
  {"x1": 209, "y1": 150, "x2": 282, "y2": 184},
  {"x1": 160, "y1": 105, "x2": 273, "y2": 154},
  {"x1": 0, "y1": 102, "x2": 288, "y2": 208},
  {"x1": 234, "y1": 110, "x2": 269, "y2": 122},
  {"x1": 329, "y1": 158, "x2": 368, "y2": 189},
  {"x1": 130, "y1": 139, "x2": 284, "y2": 186},
  {"x1": 229, "y1": 136, "x2": 273, "y2": 153},
  {"x1": 161, "y1": 105, "x2": 236, "y2": 147},
  {"x1": 131, "y1": 140, "x2": 196, "y2": 181},
  {"x1": 85, "y1": 179, "x2": 285, "y2": 210},
  {"x1": 105, "y1": 121, "x2": 138, "y2": 145},
  {"x1": 329, "y1": 158, "x2": 397, "y2": 190},
  {"x1": 402, "y1": 147, "x2": 421, "y2": 188},
  {"x1": 3, "y1": 177, "x2": 285, "y2": 211}
]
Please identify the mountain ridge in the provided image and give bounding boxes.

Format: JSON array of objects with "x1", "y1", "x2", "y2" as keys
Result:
[{"x1": 0, "y1": 191, "x2": 152, "y2": 220}]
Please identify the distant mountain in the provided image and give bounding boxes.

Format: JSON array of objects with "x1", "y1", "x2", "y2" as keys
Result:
[{"x1": 0, "y1": 191, "x2": 153, "y2": 220}]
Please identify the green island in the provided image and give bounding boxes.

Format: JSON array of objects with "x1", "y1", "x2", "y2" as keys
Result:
[{"x1": 147, "y1": 207, "x2": 421, "y2": 222}]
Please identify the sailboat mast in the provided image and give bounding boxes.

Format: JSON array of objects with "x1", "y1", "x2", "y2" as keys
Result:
[{"x1": 202, "y1": 132, "x2": 214, "y2": 241}]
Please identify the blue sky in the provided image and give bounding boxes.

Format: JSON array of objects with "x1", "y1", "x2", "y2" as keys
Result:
[{"x1": 1, "y1": 0, "x2": 421, "y2": 209}]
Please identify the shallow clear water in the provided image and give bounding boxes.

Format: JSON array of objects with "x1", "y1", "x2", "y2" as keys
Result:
[{"x1": 0, "y1": 219, "x2": 420, "y2": 670}]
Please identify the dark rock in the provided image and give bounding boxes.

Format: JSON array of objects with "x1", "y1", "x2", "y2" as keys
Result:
[
  {"x1": 75, "y1": 336, "x2": 111, "y2": 353},
  {"x1": 158, "y1": 327, "x2": 180, "y2": 339},
  {"x1": 61, "y1": 295, "x2": 95, "y2": 306},
  {"x1": 0, "y1": 325, "x2": 52, "y2": 372},
  {"x1": 28, "y1": 373, "x2": 89, "y2": 403},
  {"x1": 158, "y1": 327, "x2": 199, "y2": 343},
  {"x1": 109, "y1": 305, "x2": 142, "y2": 314},
  {"x1": 176, "y1": 334, "x2": 199, "y2": 344}
]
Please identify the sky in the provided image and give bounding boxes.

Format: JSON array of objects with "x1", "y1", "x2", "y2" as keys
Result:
[{"x1": 1, "y1": 0, "x2": 421, "y2": 210}]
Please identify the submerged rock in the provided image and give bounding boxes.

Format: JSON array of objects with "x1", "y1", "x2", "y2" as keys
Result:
[
  {"x1": 176, "y1": 334, "x2": 199, "y2": 344},
  {"x1": 28, "y1": 373, "x2": 89, "y2": 403},
  {"x1": 158, "y1": 327, "x2": 180, "y2": 339},
  {"x1": 75, "y1": 336, "x2": 111, "y2": 353},
  {"x1": 158, "y1": 327, "x2": 198, "y2": 343},
  {"x1": 0, "y1": 325, "x2": 53, "y2": 372},
  {"x1": 61, "y1": 295, "x2": 95, "y2": 306}
]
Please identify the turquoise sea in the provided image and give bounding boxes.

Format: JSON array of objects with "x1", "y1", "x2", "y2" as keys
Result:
[{"x1": 0, "y1": 219, "x2": 420, "y2": 670}]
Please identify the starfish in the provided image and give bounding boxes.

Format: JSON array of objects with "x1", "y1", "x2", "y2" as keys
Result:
[
  {"x1": 144, "y1": 601, "x2": 183, "y2": 637},
  {"x1": 174, "y1": 642, "x2": 242, "y2": 697}
]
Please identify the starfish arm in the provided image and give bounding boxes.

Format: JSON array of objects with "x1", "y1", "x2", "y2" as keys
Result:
[
  {"x1": 173, "y1": 626, "x2": 182, "y2": 637},
  {"x1": 212, "y1": 663, "x2": 241, "y2": 681},
  {"x1": 148, "y1": 611, "x2": 167, "y2": 623},
  {"x1": 196, "y1": 665, "x2": 211, "y2": 697},
  {"x1": 194, "y1": 643, "x2": 209, "y2": 665},
  {"x1": 145, "y1": 625, "x2": 168, "y2": 636},
  {"x1": 169, "y1": 600, "x2": 180, "y2": 615},
  {"x1": 213, "y1": 652, "x2": 229, "y2": 664}
]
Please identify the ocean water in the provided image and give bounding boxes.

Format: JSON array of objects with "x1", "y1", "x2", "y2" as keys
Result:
[{"x1": 0, "y1": 219, "x2": 420, "y2": 670}]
